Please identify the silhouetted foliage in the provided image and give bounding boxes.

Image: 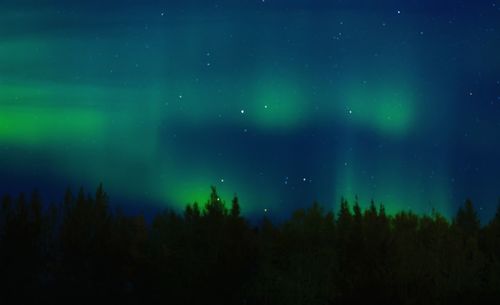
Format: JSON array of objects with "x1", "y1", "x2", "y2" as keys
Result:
[{"x1": 0, "y1": 185, "x2": 499, "y2": 304}]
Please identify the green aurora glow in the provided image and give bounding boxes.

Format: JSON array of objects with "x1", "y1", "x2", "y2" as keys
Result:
[{"x1": 0, "y1": 1, "x2": 499, "y2": 219}]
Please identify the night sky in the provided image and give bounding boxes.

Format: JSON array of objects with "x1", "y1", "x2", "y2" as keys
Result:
[{"x1": 1, "y1": 0, "x2": 499, "y2": 220}]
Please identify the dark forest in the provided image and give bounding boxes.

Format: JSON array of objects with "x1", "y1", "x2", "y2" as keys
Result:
[{"x1": 1, "y1": 185, "x2": 499, "y2": 304}]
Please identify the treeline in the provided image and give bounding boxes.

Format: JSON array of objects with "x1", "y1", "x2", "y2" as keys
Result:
[{"x1": 1, "y1": 185, "x2": 500, "y2": 304}]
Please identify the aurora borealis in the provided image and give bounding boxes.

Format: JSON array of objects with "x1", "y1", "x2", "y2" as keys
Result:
[{"x1": 0, "y1": 1, "x2": 499, "y2": 219}]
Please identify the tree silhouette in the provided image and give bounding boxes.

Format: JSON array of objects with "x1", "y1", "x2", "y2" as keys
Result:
[
  {"x1": 0, "y1": 185, "x2": 499, "y2": 303},
  {"x1": 230, "y1": 194, "x2": 241, "y2": 219},
  {"x1": 455, "y1": 199, "x2": 480, "y2": 236}
]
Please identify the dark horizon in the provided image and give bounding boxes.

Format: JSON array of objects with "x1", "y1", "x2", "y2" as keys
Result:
[
  {"x1": 1, "y1": 183, "x2": 500, "y2": 303},
  {"x1": 1, "y1": 183, "x2": 499, "y2": 225}
]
